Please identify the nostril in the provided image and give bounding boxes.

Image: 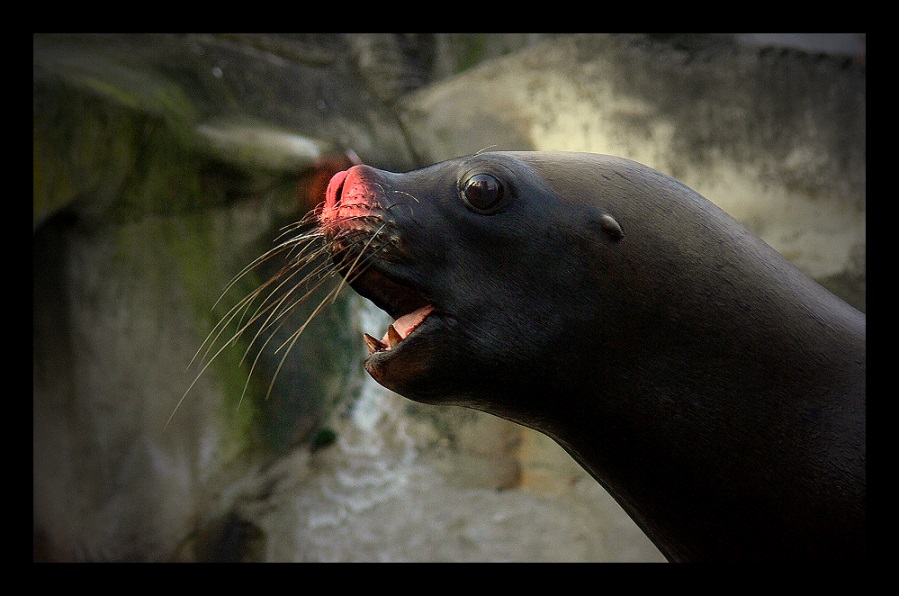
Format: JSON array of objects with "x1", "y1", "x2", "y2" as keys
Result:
[{"x1": 325, "y1": 169, "x2": 349, "y2": 210}]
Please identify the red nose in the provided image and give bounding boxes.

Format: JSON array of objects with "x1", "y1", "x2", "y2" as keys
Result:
[{"x1": 321, "y1": 165, "x2": 377, "y2": 225}]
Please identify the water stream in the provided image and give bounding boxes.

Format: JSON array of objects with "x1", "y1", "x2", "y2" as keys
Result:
[{"x1": 259, "y1": 299, "x2": 665, "y2": 562}]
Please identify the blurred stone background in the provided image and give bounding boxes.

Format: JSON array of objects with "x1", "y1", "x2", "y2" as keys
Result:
[{"x1": 33, "y1": 33, "x2": 865, "y2": 562}]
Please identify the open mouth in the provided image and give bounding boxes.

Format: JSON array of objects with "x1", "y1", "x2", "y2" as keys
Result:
[
  {"x1": 322, "y1": 165, "x2": 436, "y2": 362},
  {"x1": 363, "y1": 303, "x2": 435, "y2": 354},
  {"x1": 346, "y1": 265, "x2": 435, "y2": 357}
]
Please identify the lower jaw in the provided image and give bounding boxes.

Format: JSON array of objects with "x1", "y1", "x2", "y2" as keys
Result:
[{"x1": 362, "y1": 320, "x2": 436, "y2": 390}]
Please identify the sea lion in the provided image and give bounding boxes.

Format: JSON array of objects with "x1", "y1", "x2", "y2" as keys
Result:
[{"x1": 318, "y1": 151, "x2": 866, "y2": 561}]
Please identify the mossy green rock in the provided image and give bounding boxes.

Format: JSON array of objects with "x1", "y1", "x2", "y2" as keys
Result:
[{"x1": 33, "y1": 33, "x2": 413, "y2": 561}]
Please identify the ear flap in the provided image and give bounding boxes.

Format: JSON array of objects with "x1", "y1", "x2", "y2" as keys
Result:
[{"x1": 598, "y1": 213, "x2": 623, "y2": 242}]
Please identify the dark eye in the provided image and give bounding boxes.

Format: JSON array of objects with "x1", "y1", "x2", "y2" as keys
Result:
[{"x1": 461, "y1": 173, "x2": 505, "y2": 212}]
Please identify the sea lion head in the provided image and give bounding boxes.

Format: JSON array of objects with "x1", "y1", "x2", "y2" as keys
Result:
[{"x1": 320, "y1": 152, "x2": 626, "y2": 421}]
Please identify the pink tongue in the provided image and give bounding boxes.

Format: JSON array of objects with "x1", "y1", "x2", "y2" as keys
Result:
[{"x1": 383, "y1": 304, "x2": 434, "y2": 341}]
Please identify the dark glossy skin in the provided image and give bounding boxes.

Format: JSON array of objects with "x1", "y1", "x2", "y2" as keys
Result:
[{"x1": 320, "y1": 151, "x2": 866, "y2": 561}]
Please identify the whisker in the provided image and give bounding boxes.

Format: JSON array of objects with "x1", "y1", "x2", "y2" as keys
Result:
[
  {"x1": 172, "y1": 188, "x2": 397, "y2": 426},
  {"x1": 194, "y1": 258, "x2": 306, "y2": 370},
  {"x1": 167, "y1": 320, "x2": 246, "y2": 429},
  {"x1": 239, "y1": 260, "x2": 337, "y2": 364},
  {"x1": 237, "y1": 273, "x2": 340, "y2": 409},
  {"x1": 189, "y1": 232, "x2": 326, "y2": 370},
  {"x1": 389, "y1": 189, "x2": 420, "y2": 203},
  {"x1": 264, "y1": 283, "x2": 343, "y2": 401},
  {"x1": 253, "y1": 228, "x2": 393, "y2": 400},
  {"x1": 329, "y1": 223, "x2": 389, "y2": 305},
  {"x1": 222, "y1": 236, "x2": 331, "y2": 336},
  {"x1": 213, "y1": 231, "x2": 319, "y2": 310}
]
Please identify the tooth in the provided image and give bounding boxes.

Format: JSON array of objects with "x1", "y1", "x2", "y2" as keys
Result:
[
  {"x1": 386, "y1": 324, "x2": 402, "y2": 349},
  {"x1": 363, "y1": 333, "x2": 385, "y2": 354}
]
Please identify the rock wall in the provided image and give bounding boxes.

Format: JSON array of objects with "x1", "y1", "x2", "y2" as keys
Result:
[
  {"x1": 33, "y1": 33, "x2": 864, "y2": 562},
  {"x1": 34, "y1": 32, "x2": 410, "y2": 561}
]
